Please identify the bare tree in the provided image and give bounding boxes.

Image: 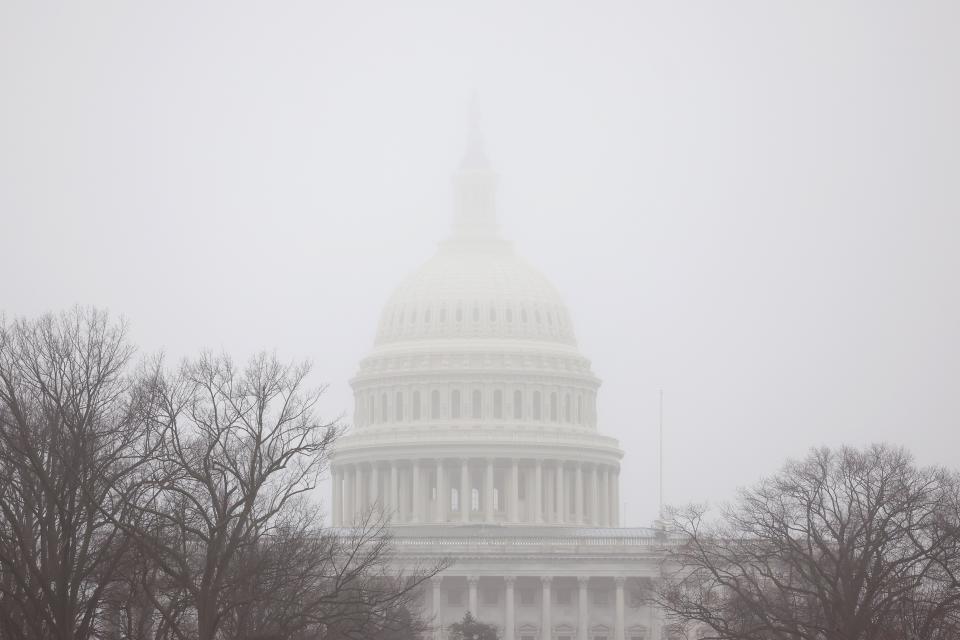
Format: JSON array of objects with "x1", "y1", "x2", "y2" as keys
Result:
[
  {"x1": 221, "y1": 509, "x2": 441, "y2": 640},
  {"x1": 0, "y1": 308, "x2": 149, "y2": 640},
  {"x1": 656, "y1": 444, "x2": 960, "y2": 640},
  {"x1": 121, "y1": 352, "x2": 340, "y2": 640}
]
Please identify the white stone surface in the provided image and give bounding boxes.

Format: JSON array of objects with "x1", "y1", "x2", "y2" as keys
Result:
[{"x1": 330, "y1": 124, "x2": 666, "y2": 640}]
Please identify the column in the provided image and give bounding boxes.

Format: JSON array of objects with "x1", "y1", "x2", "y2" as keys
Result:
[
  {"x1": 540, "y1": 576, "x2": 552, "y2": 640},
  {"x1": 348, "y1": 465, "x2": 357, "y2": 523},
  {"x1": 390, "y1": 462, "x2": 399, "y2": 517},
  {"x1": 509, "y1": 460, "x2": 519, "y2": 522},
  {"x1": 612, "y1": 467, "x2": 620, "y2": 527},
  {"x1": 577, "y1": 576, "x2": 589, "y2": 640},
  {"x1": 484, "y1": 458, "x2": 495, "y2": 522},
  {"x1": 436, "y1": 460, "x2": 447, "y2": 522},
  {"x1": 591, "y1": 465, "x2": 600, "y2": 526},
  {"x1": 468, "y1": 576, "x2": 479, "y2": 615},
  {"x1": 599, "y1": 467, "x2": 609, "y2": 527},
  {"x1": 504, "y1": 576, "x2": 516, "y2": 640},
  {"x1": 555, "y1": 463, "x2": 565, "y2": 524},
  {"x1": 341, "y1": 467, "x2": 351, "y2": 525},
  {"x1": 545, "y1": 465, "x2": 554, "y2": 524},
  {"x1": 614, "y1": 576, "x2": 625, "y2": 640},
  {"x1": 370, "y1": 464, "x2": 380, "y2": 509},
  {"x1": 356, "y1": 465, "x2": 366, "y2": 516},
  {"x1": 399, "y1": 465, "x2": 409, "y2": 521},
  {"x1": 412, "y1": 460, "x2": 422, "y2": 523},
  {"x1": 460, "y1": 458, "x2": 470, "y2": 523},
  {"x1": 575, "y1": 463, "x2": 584, "y2": 524},
  {"x1": 534, "y1": 459, "x2": 543, "y2": 523},
  {"x1": 331, "y1": 467, "x2": 342, "y2": 527},
  {"x1": 432, "y1": 575, "x2": 444, "y2": 640}
]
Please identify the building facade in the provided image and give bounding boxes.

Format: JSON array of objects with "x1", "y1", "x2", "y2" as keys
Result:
[{"x1": 329, "y1": 124, "x2": 668, "y2": 640}]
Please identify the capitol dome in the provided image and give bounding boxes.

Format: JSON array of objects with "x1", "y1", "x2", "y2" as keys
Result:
[
  {"x1": 329, "y1": 120, "x2": 623, "y2": 529},
  {"x1": 375, "y1": 241, "x2": 577, "y2": 346}
]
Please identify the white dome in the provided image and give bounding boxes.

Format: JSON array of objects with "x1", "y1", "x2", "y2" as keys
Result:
[
  {"x1": 375, "y1": 242, "x2": 577, "y2": 346},
  {"x1": 329, "y1": 123, "x2": 622, "y2": 530}
]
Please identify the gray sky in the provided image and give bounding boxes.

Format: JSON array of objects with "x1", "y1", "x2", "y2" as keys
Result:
[{"x1": 2, "y1": 1, "x2": 958, "y2": 525}]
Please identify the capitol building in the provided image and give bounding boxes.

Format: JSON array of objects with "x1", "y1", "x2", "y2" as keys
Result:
[{"x1": 328, "y1": 123, "x2": 669, "y2": 640}]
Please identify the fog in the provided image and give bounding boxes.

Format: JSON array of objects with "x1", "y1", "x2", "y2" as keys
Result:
[{"x1": 2, "y1": 1, "x2": 958, "y2": 526}]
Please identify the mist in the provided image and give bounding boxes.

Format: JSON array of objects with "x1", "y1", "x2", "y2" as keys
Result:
[{"x1": 2, "y1": 0, "x2": 958, "y2": 529}]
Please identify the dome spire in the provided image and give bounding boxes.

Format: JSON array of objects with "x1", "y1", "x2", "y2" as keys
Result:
[
  {"x1": 460, "y1": 92, "x2": 489, "y2": 170},
  {"x1": 450, "y1": 95, "x2": 500, "y2": 245}
]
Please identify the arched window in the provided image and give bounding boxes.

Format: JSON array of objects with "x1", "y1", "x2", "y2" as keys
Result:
[
  {"x1": 424, "y1": 309, "x2": 431, "y2": 323},
  {"x1": 410, "y1": 310, "x2": 416, "y2": 323},
  {"x1": 456, "y1": 306, "x2": 463, "y2": 322},
  {"x1": 513, "y1": 390, "x2": 523, "y2": 419},
  {"x1": 472, "y1": 306, "x2": 480, "y2": 322},
  {"x1": 577, "y1": 395, "x2": 583, "y2": 423},
  {"x1": 368, "y1": 395, "x2": 375, "y2": 424},
  {"x1": 451, "y1": 390, "x2": 461, "y2": 419},
  {"x1": 535, "y1": 310, "x2": 542, "y2": 324},
  {"x1": 395, "y1": 392, "x2": 404, "y2": 421},
  {"x1": 472, "y1": 390, "x2": 482, "y2": 419},
  {"x1": 550, "y1": 392, "x2": 558, "y2": 421},
  {"x1": 380, "y1": 393, "x2": 388, "y2": 422},
  {"x1": 440, "y1": 308, "x2": 446, "y2": 323},
  {"x1": 546, "y1": 311, "x2": 553, "y2": 325},
  {"x1": 532, "y1": 391, "x2": 542, "y2": 420},
  {"x1": 493, "y1": 390, "x2": 503, "y2": 419},
  {"x1": 564, "y1": 393, "x2": 571, "y2": 422},
  {"x1": 506, "y1": 308, "x2": 513, "y2": 323},
  {"x1": 412, "y1": 391, "x2": 421, "y2": 420},
  {"x1": 431, "y1": 390, "x2": 440, "y2": 419},
  {"x1": 521, "y1": 308, "x2": 528, "y2": 323},
  {"x1": 398, "y1": 309, "x2": 405, "y2": 325},
  {"x1": 489, "y1": 305, "x2": 496, "y2": 321},
  {"x1": 471, "y1": 488, "x2": 480, "y2": 512},
  {"x1": 451, "y1": 488, "x2": 459, "y2": 512}
]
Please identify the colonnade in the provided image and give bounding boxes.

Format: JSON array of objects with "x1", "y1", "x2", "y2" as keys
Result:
[
  {"x1": 430, "y1": 574, "x2": 636, "y2": 640},
  {"x1": 331, "y1": 457, "x2": 620, "y2": 527}
]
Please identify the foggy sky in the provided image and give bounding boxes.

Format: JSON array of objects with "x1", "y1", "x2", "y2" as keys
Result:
[{"x1": 2, "y1": 1, "x2": 958, "y2": 526}]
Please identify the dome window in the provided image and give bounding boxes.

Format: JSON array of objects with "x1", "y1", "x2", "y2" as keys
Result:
[
  {"x1": 380, "y1": 393, "x2": 388, "y2": 422},
  {"x1": 521, "y1": 308, "x2": 528, "y2": 323},
  {"x1": 456, "y1": 307, "x2": 463, "y2": 322},
  {"x1": 431, "y1": 390, "x2": 440, "y2": 419},
  {"x1": 440, "y1": 308, "x2": 446, "y2": 323},
  {"x1": 532, "y1": 391, "x2": 542, "y2": 420},
  {"x1": 424, "y1": 309, "x2": 431, "y2": 323},
  {"x1": 547, "y1": 311, "x2": 553, "y2": 325},
  {"x1": 472, "y1": 390, "x2": 482, "y2": 419},
  {"x1": 410, "y1": 310, "x2": 416, "y2": 323},
  {"x1": 398, "y1": 309, "x2": 405, "y2": 325},
  {"x1": 493, "y1": 390, "x2": 503, "y2": 419},
  {"x1": 535, "y1": 310, "x2": 542, "y2": 324},
  {"x1": 513, "y1": 390, "x2": 523, "y2": 419},
  {"x1": 471, "y1": 488, "x2": 480, "y2": 512},
  {"x1": 490, "y1": 306, "x2": 497, "y2": 321},
  {"x1": 506, "y1": 308, "x2": 513, "y2": 323},
  {"x1": 472, "y1": 306, "x2": 480, "y2": 322},
  {"x1": 451, "y1": 488, "x2": 460, "y2": 512},
  {"x1": 369, "y1": 395, "x2": 375, "y2": 424},
  {"x1": 564, "y1": 393, "x2": 572, "y2": 422},
  {"x1": 451, "y1": 390, "x2": 461, "y2": 419},
  {"x1": 577, "y1": 396, "x2": 583, "y2": 423},
  {"x1": 550, "y1": 392, "x2": 558, "y2": 421},
  {"x1": 412, "y1": 391, "x2": 421, "y2": 420},
  {"x1": 395, "y1": 392, "x2": 404, "y2": 421}
]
